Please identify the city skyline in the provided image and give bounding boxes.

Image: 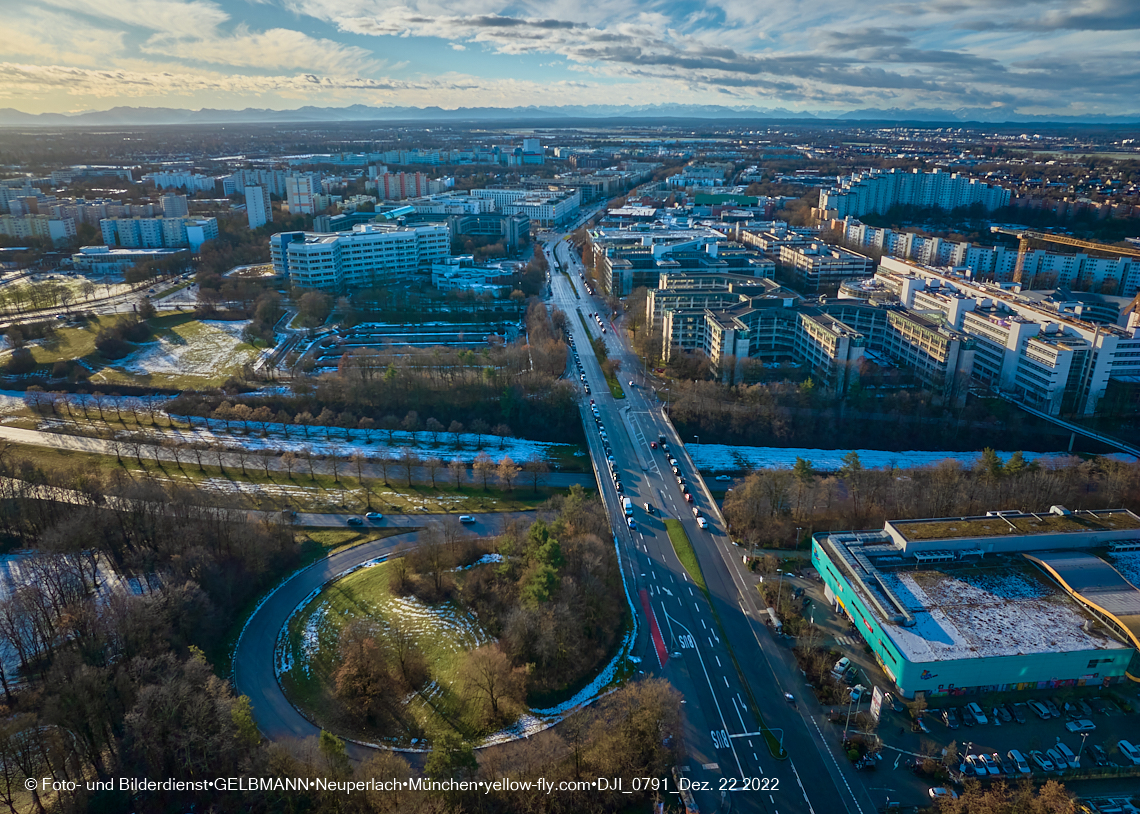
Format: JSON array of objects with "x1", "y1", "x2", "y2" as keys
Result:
[{"x1": 4, "y1": 0, "x2": 1140, "y2": 118}]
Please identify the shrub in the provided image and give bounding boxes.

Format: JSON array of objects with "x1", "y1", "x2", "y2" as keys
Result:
[
  {"x1": 94, "y1": 328, "x2": 133, "y2": 360},
  {"x1": 4, "y1": 347, "x2": 37, "y2": 375}
]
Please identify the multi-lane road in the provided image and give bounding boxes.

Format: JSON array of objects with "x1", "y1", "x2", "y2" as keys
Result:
[{"x1": 546, "y1": 236, "x2": 876, "y2": 814}]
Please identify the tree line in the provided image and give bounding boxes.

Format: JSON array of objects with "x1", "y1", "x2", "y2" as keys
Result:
[{"x1": 724, "y1": 451, "x2": 1140, "y2": 546}]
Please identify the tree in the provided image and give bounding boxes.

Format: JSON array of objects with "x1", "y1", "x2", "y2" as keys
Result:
[
  {"x1": 424, "y1": 456, "x2": 443, "y2": 488},
  {"x1": 473, "y1": 452, "x2": 494, "y2": 490},
  {"x1": 462, "y1": 645, "x2": 523, "y2": 722},
  {"x1": 979, "y1": 447, "x2": 1004, "y2": 482},
  {"x1": 523, "y1": 455, "x2": 549, "y2": 493},
  {"x1": 296, "y1": 291, "x2": 332, "y2": 329},
  {"x1": 448, "y1": 458, "x2": 466, "y2": 489},
  {"x1": 374, "y1": 448, "x2": 393, "y2": 485},
  {"x1": 497, "y1": 456, "x2": 521, "y2": 492},
  {"x1": 402, "y1": 411, "x2": 421, "y2": 444},
  {"x1": 425, "y1": 417, "x2": 444, "y2": 445},
  {"x1": 448, "y1": 420, "x2": 464, "y2": 448},
  {"x1": 493, "y1": 423, "x2": 512, "y2": 449},
  {"x1": 399, "y1": 448, "x2": 420, "y2": 487},
  {"x1": 424, "y1": 732, "x2": 477, "y2": 783},
  {"x1": 470, "y1": 418, "x2": 490, "y2": 448},
  {"x1": 281, "y1": 451, "x2": 297, "y2": 478}
]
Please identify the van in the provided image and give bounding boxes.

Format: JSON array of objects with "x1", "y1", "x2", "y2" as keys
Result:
[
  {"x1": 1006, "y1": 750, "x2": 1031, "y2": 775},
  {"x1": 622, "y1": 497, "x2": 633, "y2": 516},
  {"x1": 1117, "y1": 740, "x2": 1140, "y2": 766},
  {"x1": 966, "y1": 702, "x2": 988, "y2": 725},
  {"x1": 1028, "y1": 700, "x2": 1052, "y2": 720},
  {"x1": 1054, "y1": 742, "x2": 1078, "y2": 769}
]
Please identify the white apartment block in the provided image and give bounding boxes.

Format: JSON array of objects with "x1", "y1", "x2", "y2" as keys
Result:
[
  {"x1": 779, "y1": 243, "x2": 874, "y2": 292},
  {"x1": 875, "y1": 256, "x2": 1140, "y2": 415},
  {"x1": 819, "y1": 168, "x2": 1011, "y2": 219},
  {"x1": 834, "y1": 217, "x2": 1140, "y2": 297},
  {"x1": 0, "y1": 214, "x2": 76, "y2": 246},
  {"x1": 145, "y1": 172, "x2": 216, "y2": 193},
  {"x1": 270, "y1": 223, "x2": 450, "y2": 291},
  {"x1": 286, "y1": 175, "x2": 321, "y2": 215},
  {"x1": 470, "y1": 187, "x2": 581, "y2": 226},
  {"x1": 100, "y1": 217, "x2": 218, "y2": 251},
  {"x1": 160, "y1": 194, "x2": 189, "y2": 218},
  {"x1": 245, "y1": 186, "x2": 272, "y2": 230}
]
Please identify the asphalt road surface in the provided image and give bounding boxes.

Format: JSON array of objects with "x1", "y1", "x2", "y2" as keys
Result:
[{"x1": 549, "y1": 237, "x2": 872, "y2": 814}]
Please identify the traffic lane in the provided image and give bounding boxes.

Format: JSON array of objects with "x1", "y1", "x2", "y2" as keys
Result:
[{"x1": 291, "y1": 510, "x2": 539, "y2": 532}]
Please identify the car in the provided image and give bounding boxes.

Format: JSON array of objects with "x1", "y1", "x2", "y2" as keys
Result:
[
  {"x1": 55, "y1": 313, "x2": 67, "y2": 320},
  {"x1": 1045, "y1": 748, "x2": 1067, "y2": 771},
  {"x1": 715, "y1": 475, "x2": 732, "y2": 481},
  {"x1": 913, "y1": 717, "x2": 930, "y2": 734},
  {"x1": 832, "y1": 657, "x2": 851, "y2": 676},
  {"x1": 1029, "y1": 751, "x2": 1055, "y2": 773},
  {"x1": 849, "y1": 684, "x2": 867, "y2": 702},
  {"x1": 697, "y1": 517, "x2": 708, "y2": 529},
  {"x1": 1006, "y1": 749, "x2": 1031, "y2": 774},
  {"x1": 928, "y1": 788, "x2": 958, "y2": 800},
  {"x1": 884, "y1": 693, "x2": 906, "y2": 714},
  {"x1": 584, "y1": 385, "x2": 591, "y2": 394},
  {"x1": 963, "y1": 754, "x2": 984, "y2": 776},
  {"x1": 1075, "y1": 700, "x2": 1093, "y2": 718},
  {"x1": 995, "y1": 705, "x2": 1012, "y2": 723},
  {"x1": 1010, "y1": 703, "x2": 1027, "y2": 724},
  {"x1": 1088, "y1": 744, "x2": 1109, "y2": 767},
  {"x1": 628, "y1": 380, "x2": 634, "y2": 387},
  {"x1": 672, "y1": 467, "x2": 681, "y2": 476},
  {"x1": 1117, "y1": 740, "x2": 1140, "y2": 766},
  {"x1": 347, "y1": 516, "x2": 363, "y2": 526},
  {"x1": 458, "y1": 515, "x2": 475, "y2": 524},
  {"x1": 1043, "y1": 699, "x2": 1061, "y2": 718},
  {"x1": 941, "y1": 708, "x2": 960, "y2": 729},
  {"x1": 364, "y1": 512, "x2": 384, "y2": 521},
  {"x1": 1028, "y1": 700, "x2": 1052, "y2": 720},
  {"x1": 589, "y1": 399, "x2": 594, "y2": 405},
  {"x1": 966, "y1": 702, "x2": 988, "y2": 725},
  {"x1": 614, "y1": 482, "x2": 623, "y2": 493},
  {"x1": 650, "y1": 441, "x2": 657, "y2": 449},
  {"x1": 692, "y1": 506, "x2": 701, "y2": 518},
  {"x1": 1065, "y1": 719, "x2": 1096, "y2": 733},
  {"x1": 977, "y1": 754, "x2": 1001, "y2": 775},
  {"x1": 684, "y1": 493, "x2": 693, "y2": 503},
  {"x1": 627, "y1": 517, "x2": 637, "y2": 529},
  {"x1": 643, "y1": 502, "x2": 653, "y2": 513}
]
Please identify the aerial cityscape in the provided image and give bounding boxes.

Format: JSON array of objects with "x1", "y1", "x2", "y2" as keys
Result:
[{"x1": 0, "y1": 2, "x2": 1139, "y2": 813}]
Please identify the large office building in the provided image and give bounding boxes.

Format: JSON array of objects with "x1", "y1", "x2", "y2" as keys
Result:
[
  {"x1": 656, "y1": 275, "x2": 976, "y2": 401},
  {"x1": 269, "y1": 222, "x2": 450, "y2": 291},
  {"x1": 818, "y1": 168, "x2": 1011, "y2": 220},
  {"x1": 100, "y1": 216, "x2": 218, "y2": 252},
  {"x1": 245, "y1": 186, "x2": 272, "y2": 230},
  {"x1": 779, "y1": 242, "x2": 874, "y2": 292},
  {"x1": 832, "y1": 217, "x2": 1140, "y2": 297},
  {"x1": 872, "y1": 257, "x2": 1140, "y2": 416},
  {"x1": 471, "y1": 187, "x2": 580, "y2": 227},
  {"x1": 812, "y1": 507, "x2": 1140, "y2": 699}
]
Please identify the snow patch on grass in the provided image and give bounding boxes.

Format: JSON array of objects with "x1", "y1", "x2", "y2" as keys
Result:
[
  {"x1": 117, "y1": 319, "x2": 256, "y2": 377},
  {"x1": 688, "y1": 445, "x2": 1128, "y2": 472}
]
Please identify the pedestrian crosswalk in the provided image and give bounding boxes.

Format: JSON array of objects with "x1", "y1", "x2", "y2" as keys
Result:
[{"x1": 834, "y1": 634, "x2": 862, "y2": 646}]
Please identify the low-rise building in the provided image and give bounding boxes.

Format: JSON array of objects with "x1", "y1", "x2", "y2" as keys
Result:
[
  {"x1": 812, "y1": 508, "x2": 1140, "y2": 698},
  {"x1": 430, "y1": 256, "x2": 515, "y2": 297},
  {"x1": 71, "y1": 245, "x2": 189, "y2": 274}
]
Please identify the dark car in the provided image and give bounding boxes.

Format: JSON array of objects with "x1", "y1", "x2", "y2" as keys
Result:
[
  {"x1": 347, "y1": 516, "x2": 363, "y2": 526},
  {"x1": 1089, "y1": 744, "x2": 1109, "y2": 767},
  {"x1": 942, "y1": 708, "x2": 960, "y2": 730},
  {"x1": 1010, "y1": 703, "x2": 1028, "y2": 724}
]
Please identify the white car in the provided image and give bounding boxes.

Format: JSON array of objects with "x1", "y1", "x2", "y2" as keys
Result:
[
  {"x1": 696, "y1": 517, "x2": 708, "y2": 529},
  {"x1": 1065, "y1": 719, "x2": 1096, "y2": 733},
  {"x1": 1118, "y1": 739, "x2": 1140, "y2": 765},
  {"x1": 458, "y1": 515, "x2": 475, "y2": 524},
  {"x1": 928, "y1": 789, "x2": 958, "y2": 800},
  {"x1": 715, "y1": 475, "x2": 732, "y2": 481}
]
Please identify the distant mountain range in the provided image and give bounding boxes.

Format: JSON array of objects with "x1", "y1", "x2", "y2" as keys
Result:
[{"x1": 1, "y1": 103, "x2": 1138, "y2": 127}]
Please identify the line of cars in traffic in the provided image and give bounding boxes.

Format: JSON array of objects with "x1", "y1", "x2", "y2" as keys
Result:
[
  {"x1": 571, "y1": 339, "x2": 591, "y2": 396},
  {"x1": 653, "y1": 434, "x2": 708, "y2": 529}
]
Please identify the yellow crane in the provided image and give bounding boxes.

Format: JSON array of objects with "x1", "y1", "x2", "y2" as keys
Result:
[{"x1": 991, "y1": 227, "x2": 1140, "y2": 294}]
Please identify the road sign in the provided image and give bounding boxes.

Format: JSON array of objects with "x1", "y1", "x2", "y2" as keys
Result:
[{"x1": 870, "y1": 685, "x2": 884, "y2": 721}]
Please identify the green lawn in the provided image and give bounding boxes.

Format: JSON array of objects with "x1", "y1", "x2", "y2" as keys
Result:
[
  {"x1": 664, "y1": 519, "x2": 707, "y2": 593},
  {"x1": 280, "y1": 559, "x2": 499, "y2": 744}
]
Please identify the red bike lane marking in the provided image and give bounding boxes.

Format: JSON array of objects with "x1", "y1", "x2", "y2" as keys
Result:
[{"x1": 640, "y1": 588, "x2": 668, "y2": 668}]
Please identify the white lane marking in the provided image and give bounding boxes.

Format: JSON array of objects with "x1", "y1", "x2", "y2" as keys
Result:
[
  {"x1": 715, "y1": 655, "x2": 721, "y2": 667},
  {"x1": 689, "y1": 587, "x2": 694, "y2": 596},
  {"x1": 700, "y1": 619, "x2": 707, "y2": 630},
  {"x1": 723, "y1": 676, "x2": 729, "y2": 688}
]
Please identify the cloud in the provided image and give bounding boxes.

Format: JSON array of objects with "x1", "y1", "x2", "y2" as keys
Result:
[
  {"x1": 40, "y1": 0, "x2": 230, "y2": 35},
  {"x1": 142, "y1": 27, "x2": 388, "y2": 74}
]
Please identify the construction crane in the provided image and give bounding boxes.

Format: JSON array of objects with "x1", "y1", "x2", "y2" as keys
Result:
[{"x1": 991, "y1": 227, "x2": 1140, "y2": 293}]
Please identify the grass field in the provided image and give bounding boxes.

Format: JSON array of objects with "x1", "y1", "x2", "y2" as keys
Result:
[
  {"x1": 280, "y1": 559, "x2": 498, "y2": 744},
  {"x1": 664, "y1": 519, "x2": 707, "y2": 593}
]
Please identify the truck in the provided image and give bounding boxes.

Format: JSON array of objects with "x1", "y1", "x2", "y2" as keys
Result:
[{"x1": 622, "y1": 497, "x2": 633, "y2": 516}]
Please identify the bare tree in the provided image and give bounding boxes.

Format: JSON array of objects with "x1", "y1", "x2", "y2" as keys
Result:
[
  {"x1": 281, "y1": 450, "x2": 297, "y2": 478},
  {"x1": 374, "y1": 449, "x2": 392, "y2": 485},
  {"x1": 352, "y1": 453, "x2": 367, "y2": 484},
  {"x1": 473, "y1": 452, "x2": 494, "y2": 491},
  {"x1": 424, "y1": 456, "x2": 443, "y2": 488},
  {"x1": 448, "y1": 457, "x2": 466, "y2": 489},
  {"x1": 426, "y1": 417, "x2": 444, "y2": 445},
  {"x1": 168, "y1": 440, "x2": 184, "y2": 470},
  {"x1": 470, "y1": 419, "x2": 490, "y2": 448},
  {"x1": 493, "y1": 423, "x2": 512, "y2": 449},
  {"x1": 399, "y1": 448, "x2": 421, "y2": 487},
  {"x1": 522, "y1": 455, "x2": 549, "y2": 493},
  {"x1": 235, "y1": 447, "x2": 251, "y2": 476},
  {"x1": 462, "y1": 645, "x2": 522, "y2": 721},
  {"x1": 496, "y1": 456, "x2": 521, "y2": 492},
  {"x1": 213, "y1": 446, "x2": 226, "y2": 473},
  {"x1": 302, "y1": 447, "x2": 316, "y2": 481},
  {"x1": 190, "y1": 442, "x2": 206, "y2": 471},
  {"x1": 329, "y1": 453, "x2": 341, "y2": 483},
  {"x1": 260, "y1": 452, "x2": 273, "y2": 478},
  {"x1": 448, "y1": 420, "x2": 464, "y2": 448}
]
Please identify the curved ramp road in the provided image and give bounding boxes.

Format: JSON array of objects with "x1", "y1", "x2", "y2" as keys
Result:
[{"x1": 232, "y1": 512, "x2": 536, "y2": 757}]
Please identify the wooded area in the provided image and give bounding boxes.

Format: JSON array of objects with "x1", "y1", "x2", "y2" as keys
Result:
[{"x1": 724, "y1": 451, "x2": 1140, "y2": 546}]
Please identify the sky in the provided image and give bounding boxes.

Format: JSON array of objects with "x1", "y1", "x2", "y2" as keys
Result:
[{"x1": 2, "y1": 0, "x2": 1140, "y2": 116}]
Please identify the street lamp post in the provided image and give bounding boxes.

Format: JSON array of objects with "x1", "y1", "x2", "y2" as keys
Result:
[
  {"x1": 1077, "y1": 732, "x2": 1088, "y2": 764},
  {"x1": 775, "y1": 569, "x2": 785, "y2": 617},
  {"x1": 694, "y1": 435, "x2": 699, "y2": 446},
  {"x1": 844, "y1": 693, "x2": 859, "y2": 739}
]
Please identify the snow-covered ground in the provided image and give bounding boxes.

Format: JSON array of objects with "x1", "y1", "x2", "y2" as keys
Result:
[
  {"x1": 117, "y1": 320, "x2": 256, "y2": 377},
  {"x1": 875, "y1": 568, "x2": 1127, "y2": 662},
  {"x1": 686, "y1": 445, "x2": 1131, "y2": 472}
]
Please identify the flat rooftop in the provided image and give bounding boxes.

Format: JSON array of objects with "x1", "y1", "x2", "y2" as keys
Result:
[
  {"x1": 891, "y1": 509, "x2": 1140, "y2": 542},
  {"x1": 874, "y1": 563, "x2": 1127, "y2": 662}
]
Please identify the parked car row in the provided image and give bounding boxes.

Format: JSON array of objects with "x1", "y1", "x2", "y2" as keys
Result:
[{"x1": 959, "y1": 738, "x2": 1140, "y2": 778}]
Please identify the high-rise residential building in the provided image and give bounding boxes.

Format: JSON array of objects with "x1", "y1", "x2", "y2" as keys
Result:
[
  {"x1": 245, "y1": 186, "x2": 272, "y2": 230},
  {"x1": 100, "y1": 217, "x2": 218, "y2": 251},
  {"x1": 269, "y1": 222, "x2": 450, "y2": 291},
  {"x1": 286, "y1": 175, "x2": 321, "y2": 215},
  {"x1": 0, "y1": 214, "x2": 76, "y2": 246},
  {"x1": 144, "y1": 172, "x2": 216, "y2": 192},
  {"x1": 160, "y1": 194, "x2": 189, "y2": 218},
  {"x1": 818, "y1": 168, "x2": 1011, "y2": 219},
  {"x1": 375, "y1": 172, "x2": 438, "y2": 200}
]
